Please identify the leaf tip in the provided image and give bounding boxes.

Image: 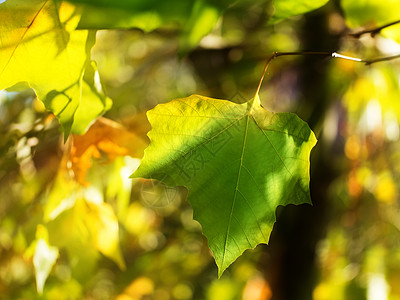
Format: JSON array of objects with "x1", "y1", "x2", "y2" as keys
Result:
[{"x1": 217, "y1": 266, "x2": 226, "y2": 278}]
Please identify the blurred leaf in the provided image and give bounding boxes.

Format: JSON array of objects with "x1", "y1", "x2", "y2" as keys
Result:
[
  {"x1": 270, "y1": 0, "x2": 329, "y2": 24},
  {"x1": 0, "y1": 0, "x2": 111, "y2": 136},
  {"x1": 105, "y1": 157, "x2": 141, "y2": 220},
  {"x1": 82, "y1": 199, "x2": 126, "y2": 270},
  {"x1": 44, "y1": 171, "x2": 79, "y2": 222},
  {"x1": 47, "y1": 200, "x2": 101, "y2": 282},
  {"x1": 67, "y1": 0, "x2": 226, "y2": 53},
  {"x1": 132, "y1": 94, "x2": 316, "y2": 276},
  {"x1": 207, "y1": 278, "x2": 240, "y2": 300},
  {"x1": 70, "y1": 117, "x2": 147, "y2": 186},
  {"x1": 33, "y1": 238, "x2": 59, "y2": 294},
  {"x1": 45, "y1": 279, "x2": 83, "y2": 300},
  {"x1": 179, "y1": 0, "x2": 221, "y2": 55},
  {"x1": 71, "y1": 61, "x2": 113, "y2": 134},
  {"x1": 341, "y1": 0, "x2": 400, "y2": 42},
  {"x1": 341, "y1": 0, "x2": 400, "y2": 27}
]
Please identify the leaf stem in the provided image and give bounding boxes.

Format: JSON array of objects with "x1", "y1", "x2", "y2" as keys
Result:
[
  {"x1": 255, "y1": 51, "x2": 400, "y2": 97},
  {"x1": 348, "y1": 19, "x2": 400, "y2": 38}
]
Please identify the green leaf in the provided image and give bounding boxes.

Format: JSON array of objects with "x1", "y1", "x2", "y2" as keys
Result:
[
  {"x1": 0, "y1": 0, "x2": 111, "y2": 136},
  {"x1": 67, "y1": 0, "x2": 225, "y2": 53},
  {"x1": 132, "y1": 94, "x2": 317, "y2": 276},
  {"x1": 269, "y1": 0, "x2": 329, "y2": 24}
]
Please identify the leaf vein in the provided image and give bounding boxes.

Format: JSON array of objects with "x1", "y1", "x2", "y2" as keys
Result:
[
  {"x1": 237, "y1": 177, "x2": 268, "y2": 242},
  {"x1": 232, "y1": 214, "x2": 253, "y2": 248},
  {"x1": 174, "y1": 99, "x2": 201, "y2": 115}
]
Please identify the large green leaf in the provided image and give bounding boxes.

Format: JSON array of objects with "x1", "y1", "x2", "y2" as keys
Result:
[
  {"x1": 132, "y1": 94, "x2": 317, "y2": 276},
  {"x1": 0, "y1": 0, "x2": 111, "y2": 135},
  {"x1": 269, "y1": 0, "x2": 330, "y2": 24}
]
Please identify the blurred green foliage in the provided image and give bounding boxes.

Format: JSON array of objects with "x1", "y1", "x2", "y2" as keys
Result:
[{"x1": 269, "y1": 0, "x2": 330, "y2": 24}]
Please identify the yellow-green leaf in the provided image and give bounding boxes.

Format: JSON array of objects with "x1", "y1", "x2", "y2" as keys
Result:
[
  {"x1": 0, "y1": 0, "x2": 111, "y2": 136},
  {"x1": 341, "y1": 0, "x2": 400, "y2": 43},
  {"x1": 270, "y1": 0, "x2": 329, "y2": 24},
  {"x1": 80, "y1": 198, "x2": 126, "y2": 270}
]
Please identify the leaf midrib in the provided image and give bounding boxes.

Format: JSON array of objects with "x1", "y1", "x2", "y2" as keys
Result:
[{"x1": 221, "y1": 112, "x2": 250, "y2": 270}]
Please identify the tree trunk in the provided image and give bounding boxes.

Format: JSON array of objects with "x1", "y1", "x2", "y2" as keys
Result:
[{"x1": 263, "y1": 3, "x2": 342, "y2": 299}]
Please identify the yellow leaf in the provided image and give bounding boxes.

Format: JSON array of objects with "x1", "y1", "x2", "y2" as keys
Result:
[
  {"x1": 0, "y1": 0, "x2": 111, "y2": 135},
  {"x1": 82, "y1": 199, "x2": 126, "y2": 270}
]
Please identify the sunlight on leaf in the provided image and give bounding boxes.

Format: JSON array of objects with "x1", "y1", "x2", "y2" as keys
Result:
[
  {"x1": 132, "y1": 94, "x2": 317, "y2": 276},
  {"x1": 0, "y1": 0, "x2": 111, "y2": 135},
  {"x1": 270, "y1": 0, "x2": 329, "y2": 24}
]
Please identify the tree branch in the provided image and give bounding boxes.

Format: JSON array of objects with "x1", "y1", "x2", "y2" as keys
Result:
[
  {"x1": 255, "y1": 51, "x2": 400, "y2": 97},
  {"x1": 348, "y1": 20, "x2": 400, "y2": 38}
]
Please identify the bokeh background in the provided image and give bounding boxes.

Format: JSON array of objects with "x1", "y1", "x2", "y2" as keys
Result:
[{"x1": 2, "y1": 0, "x2": 400, "y2": 299}]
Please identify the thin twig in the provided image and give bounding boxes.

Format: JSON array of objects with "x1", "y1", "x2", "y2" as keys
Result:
[
  {"x1": 349, "y1": 20, "x2": 400, "y2": 38},
  {"x1": 255, "y1": 51, "x2": 331, "y2": 97},
  {"x1": 255, "y1": 51, "x2": 400, "y2": 97},
  {"x1": 363, "y1": 53, "x2": 400, "y2": 65}
]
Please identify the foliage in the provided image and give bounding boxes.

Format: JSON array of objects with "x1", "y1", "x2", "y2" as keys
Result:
[{"x1": 2, "y1": 0, "x2": 400, "y2": 299}]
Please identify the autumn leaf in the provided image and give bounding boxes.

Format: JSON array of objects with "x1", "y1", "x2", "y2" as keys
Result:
[
  {"x1": 132, "y1": 94, "x2": 317, "y2": 276},
  {"x1": 70, "y1": 117, "x2": 147, "y2": 185}
]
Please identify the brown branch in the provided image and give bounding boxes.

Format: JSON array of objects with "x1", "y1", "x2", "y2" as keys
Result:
[
  {"x1": 348, "y1": 20, "x2": 400, "y2": 38},
  {"x1": 255, "y1": 51, "x2": 332, "y2": 96},
  {"x1": 255, "y1": 51, "x2": 400, "y2": 97},
  {"x1": 363, "y1": 53, "x2": 400, "y2": 65}
]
